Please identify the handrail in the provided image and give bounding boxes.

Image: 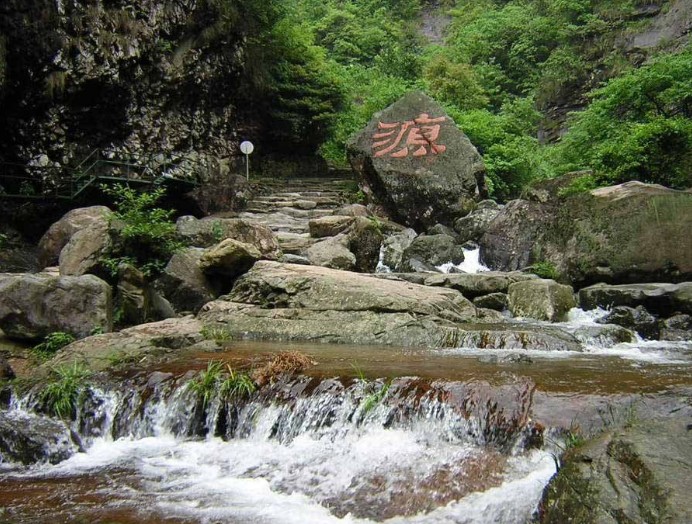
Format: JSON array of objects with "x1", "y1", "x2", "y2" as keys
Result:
[{"x1": 0, "y1": 149, "x2": 201, "y2": 201}]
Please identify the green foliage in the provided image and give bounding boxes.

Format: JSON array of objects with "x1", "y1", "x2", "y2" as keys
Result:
[
  {"x1": 31, "y1": 332, "x2": 76, "y2": 361},
  {"x1": 554, "y1": 49, "x2": 692, "y2": 188},
  {"x1": 0, "y1": 232, "x2": 7, "y2": 250},
  {"x1": 360, "y1": 379, "x2": 391, "y2": 415},
  {"x1": 557, "y1": 172, "x2": 598, "y2": 197},
  {"x1": 210, "y1": 221, "x2": 225, "y2": 243},
  {"x1": 187, "y1": 360, "x2": 225, "y2": 408},
  {"x1": 101, "y1": 184, "x2": 182, "y2": 278},
  {"x1": 220, "y1": 365, "x2": 256, "y2": 399},
  {"x1": 200, "y1": 325, "x2": 234, "y2": 343},
  {"x1": 188, "y1": 361, "x2": 256, "y2": 406},
  {"x1": 528, "y1": 261, "x2": 560, "y2": 280},
  {"x1": 40, "y1": 361, "x2": 92, "y2": 420}
]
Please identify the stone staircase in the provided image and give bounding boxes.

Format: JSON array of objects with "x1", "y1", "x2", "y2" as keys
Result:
[{"x1": 239, "y1": 176, "x2": 356, "y2": 256}]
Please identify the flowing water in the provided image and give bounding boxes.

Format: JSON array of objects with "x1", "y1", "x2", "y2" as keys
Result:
[{"x1": 1, "y1": 307, "x2": 690, "y2": 523}]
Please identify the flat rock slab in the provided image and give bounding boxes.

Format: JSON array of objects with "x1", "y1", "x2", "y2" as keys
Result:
[
  {"x1": 198, "y1": 261, "x2": 479, "y2": 347},
  {"x1": 376, "y1": 271, "x2": 537, "y2": 299},
  {"x1": 52, "y1": 317, "x2": 205, "y2": 371}
]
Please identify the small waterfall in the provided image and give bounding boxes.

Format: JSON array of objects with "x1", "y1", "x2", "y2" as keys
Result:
[{"x1": 0, "y1": 372, "x2": 555, "y2": 522}]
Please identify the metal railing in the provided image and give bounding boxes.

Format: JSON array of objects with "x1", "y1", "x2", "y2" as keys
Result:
[{"x1": 0, "y1": 149, "x2": 201, "y2": 201}]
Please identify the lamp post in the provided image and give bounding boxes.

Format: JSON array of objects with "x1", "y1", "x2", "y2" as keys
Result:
[{"x1": 240, "y1": 141, "x2": 254, "y2": 181}]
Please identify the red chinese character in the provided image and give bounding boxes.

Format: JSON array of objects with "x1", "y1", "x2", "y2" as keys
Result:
[{"x1": 372, "y1": 113, "x2": 447, "y2": 158}]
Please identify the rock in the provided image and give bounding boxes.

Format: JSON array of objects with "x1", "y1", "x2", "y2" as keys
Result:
[
  {"x1": 482, "y1": 177, "x2": 692, "y2": 285},
  {"x1": 198, "y1": 261, "x2": 479, "y2": 347},
  {"x1": 400, "y1": 234, "x2": 465, "y2": 272},
  {"x1": 660, "y1": 314, "x2": 692, "y2": 341},
  {"x1": 154, "y1": 248, "x2": 218, "y2": 314},
  {"x1": 346, "y1": 217, "x2": 385, "y2": 272},
  {"x1": 597, "y1": 306, "x2": 660, "y2": 340},
  {"x1": 308, "y1": 216, "x2": 355, "y2": 238},
  {"x1": 571, "y1": 324, "x2": 636, "y2": 346},
  {"x1": 538, "y1": 418, "x2": 692, "y2": 524},
  {"x1": 441, "y1": 323, "x2": 581, "y2": 352},
  {"x1": 454, "y1": 202, "x2": 502, "y2": 243},
  {"x1": 480, "y1": 199, "x2": 551, "y2": 272},
  {"x1": 380, "y1": 228, "x2": 417, "y2": 271},
  {"x1": 57, "y1": 218, "x2": 112, "y2": 277},
  {"x1": 306, "y1": 235, "x2": 356, "y2": 270},
  {"x1": 427, "y1": 223, "x2": 457, "y2": 238},
  {"x1": 280, "y1": 253, "x2": 311, "y2": 265},
  {"x1": 579, "y1": 282, "x2": 692, "y2": 317},
  {"x1": 199, "y1": 239, "x2": 262, "y2": 282},
  {"x1": 508, "y1": 279, "x2": 576, "y2": 322},
  {"x1": 332, "y1": 203, "x2": 371, "y2": 217},
  {"x1": 294, "y1": 199, "x2": 318, "y2": 210},
  {"x1": 0, "y1": 273, "x2": 112, "y2": 340},
  {"x1": 379, "y1": 271, "x2": 537, "y2": 299},
  {"x1": 176, "y1": 216, "x2": 282, "y2": 259},
  {"x1": 347, "y1": 91, "x2": 486, "y2": 230},
  {"x1": 0, "y1": 411, "x2": 76, "y2": 465},
  {"x1": 51, "y1": 317, "x2": 205, "y2": 371},
  {"x1": 473, "y1": 293, "x2": 508, "y2": 311},
  {"x1": 117, "y1": 264, "x2": 150, "y2": 325},
  {"x1": 37, "y1": 206, "x2": 111, "y2": 268},
  {"x1": 0, "y1": 355, "x2": 15, "y2": 380}
]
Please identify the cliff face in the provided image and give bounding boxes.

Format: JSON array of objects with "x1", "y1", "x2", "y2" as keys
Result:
[{"x1": 0, "y1": 0, "x2": 265, "y2": 173}]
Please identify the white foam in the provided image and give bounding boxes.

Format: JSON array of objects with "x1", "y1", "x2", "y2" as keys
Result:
[{"x1": 437, "y1": 248, "x2": 490, "y2": 274}]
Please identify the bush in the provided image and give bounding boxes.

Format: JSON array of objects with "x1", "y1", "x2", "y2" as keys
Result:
[
  {"x1": 102, "y1": 184, "x2": 182, "y2": 277},
  {"x1": 40, "y1": 361, "x2": 92, "y2": 420},
  {"x1": 31, "y1": 332, "x2": 76, "y2": 361}
]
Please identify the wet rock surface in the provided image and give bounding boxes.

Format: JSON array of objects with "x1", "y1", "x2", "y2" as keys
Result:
[
  {"x1": 399, "y1": 234, "x2": 465, "y2": 272},
  {"x1": 539, "y1": 417, "x2": 692, "y2": 524},
  {"x1": 579, "y1": 282, "x2": 692, "y2": 316},
  {"x1": 0, "y1": 411, "x2": 76, "y2": 465}
]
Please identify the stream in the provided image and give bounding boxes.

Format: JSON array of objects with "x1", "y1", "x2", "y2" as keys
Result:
[{"x1": 1, "y1": 308, "x2": 691, "y2": 523}]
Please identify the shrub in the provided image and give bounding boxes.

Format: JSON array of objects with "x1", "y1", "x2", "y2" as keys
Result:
[
  {"x1": 529, "y1": 261, "x2": 559, "y2": 280},
  {"x1": 31, "y1": 332, "x2": 76, "y2": 361},
  {"x1": 220, "y1": 365, "x2": 256, "y2": 398},
  {"x1": 101, "y1": 184, "x2": 182, "y2": 277},
  {"x1": 40, "y1": 361, "x2": 92, "y2": 419},
  {"x1": 187, "y1": 360, "x2": 224, "y2": 408}
]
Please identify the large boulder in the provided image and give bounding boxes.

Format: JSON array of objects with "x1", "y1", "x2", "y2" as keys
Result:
[
  {"x1": 379, "y1": 228, "x2": 417, "y2": 272},
  {"x1": 58, "y1": 219, "x2": 112, "y2": 276},
  {"x1": 176, "y1": 216, "x2": 282, "y2": 259},
  {"x1": 579, "y1": 282, "x2": 692, "y2": 316},
  {"x1": 198, "y1": 261, "x2": 479, "y2": 347},
  {"x1": 480, "y1": 199, "x2": 552, "y2": 272},
  {"x1": 0, "y1": 273, "x2": 112, "y2": 340},
  {"x1": 37, "y1": 206, "x2": 112, "y2": 268},
  {"x1": 454, "y1": 200, "x2": 502, "y2": 243},
  {"x1": 538, "y1": 418, "x2": 692, "y2": 524},
  {"x1": 347, "y1": 91, "x2": 486, "y2": 230},
  {"x1": 481, "y1": 178, "x2": 692, "y2": 285},
  {"x1": 508, "y1": 279, "x2": 576, "y2": 322},
  {"x1": 399, "y1": 234, "x2": 465, "y2": 272},
  {"x1": 154, "y1": 248, "x2": 218, "y2": 314},
  {"x1": 596, "y1": 305, "x2": 660, "y2": 340},
  {"x1": 199, "y1": 239, "x2": 262, "y2": 279}
]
